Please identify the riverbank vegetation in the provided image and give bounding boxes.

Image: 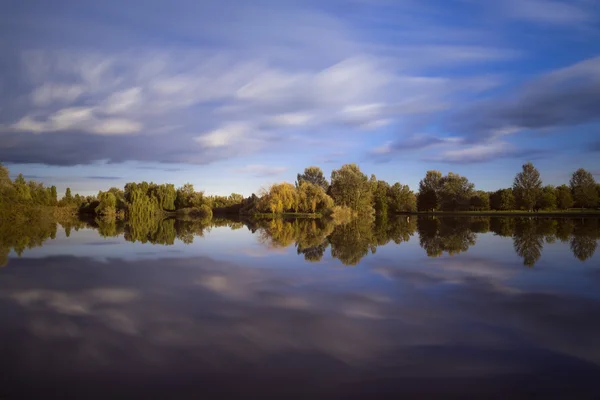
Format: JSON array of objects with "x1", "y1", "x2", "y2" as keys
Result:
[{"x1": 1, "y1": 162, "x2": 599, "y2": 224}]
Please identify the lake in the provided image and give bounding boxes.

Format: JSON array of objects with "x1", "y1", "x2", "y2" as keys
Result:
[{"x1": 1, "y1": 216, "x2": 599, "y2": 398}]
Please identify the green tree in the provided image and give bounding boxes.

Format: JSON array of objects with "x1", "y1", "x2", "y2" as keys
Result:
[
  {"x1": 537, "y1": 185, "x2": 557, "y2": 210},
  {"x1": 513, "y1": 162, "x2": 542, "y2": 211},
  {"x1": 570, "y1": 168, "x2": 598, "y2": 209},
  {"x1": 96, "y1": 192, "x2": 117, "y2": 216},
  {"x1": 297, "y1": 166, "x2": 329, "y2": 191},
  {"x1": 490, "y1": 189, "x2": 515, "y2": 210},
  {"x1": 14, "y1": 174, "x2": 32, "y2": 202},
  {"x1": 372, "y1": 179, "x2": 390, "y2": 216},
  {"x1": 438, "y1": 172, "x2": 474, "y2": 211},
  {"x1": 64, "y1": 187, "x2": 73, "y2": 204},
  {"x1": 296, "y1": 181, "x2": 334, "y2": 213},
  {"x1": 555, "y1": 184, "x2": 573, "y2": 210},
  {"x1": 417, "y1": 170, "x2": 442, "y2": 211},
  {"x1": 470, "y1": 191, "x2": 490, "y2": 211},
  {"x1": 0, "y1": 163, "x2": 11, "y2": 187},
  {"x1": 330, "y1": 164, "x2": 373, "y2": 215},
  {"x1": 388, "y1": 183, "x2": 416, "y2": 213}
]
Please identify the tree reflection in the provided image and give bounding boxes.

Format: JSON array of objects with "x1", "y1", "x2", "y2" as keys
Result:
[
  {"x1": 570, "y1": 219, "x2": 600, "y2": 261},
  {"x1": 417, "y1": 217, "x2": 477, "y2": 257},
  {"x1": 1, "y1": 214, "x2": 599, "y2": 267},
  {"x1": 512, "y1": 218, "x2": 544, "y2": 267}
]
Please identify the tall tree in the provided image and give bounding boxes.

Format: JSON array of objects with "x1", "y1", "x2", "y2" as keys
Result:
[
  {"x1": 513, "y1": 162, "x2": 542, "y2": 211},
  {"x1": 297, "y1": 166, "x2": 329, "y2": 191},
  {"x1": 570, "y1": 168, "x2": 598, "y2": 209},
  {"x1": 417, "y1": 170, "x2": 443, "y2": 211},
  {"x1": 329, "y1": 164, "x2": 373, "y2": 214},
  {"x1": 372, "y1": 179, "x2": 390, "y2": 216},
  {"x1": 439, "y1": 172, "x2": 474, "y2": 211}
]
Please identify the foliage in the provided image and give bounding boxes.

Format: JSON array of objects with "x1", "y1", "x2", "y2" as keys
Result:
[
  {"x1": 417, "y1": 170, "x2": 443, "y2": 211},
  {"x1": 296, "y1": 181, "x2": 334, "y2": 213},
  {"x1": 329, "y1": 164, "x2": 373, "y2": 215},
  {"x1": 570, "y1": 168, "x2": 598, "y2": 209},
  {"x1": 490, "y1": 188, "x2": 515, "y2": 211},
  {"x1": 297, "y1": 166, "x2": 329, "y2": 191},
  {"x1": 537, "y1": 185, "x2": 557, "y2": 210},
  {"x1": 513, "y1": 162, "x2": 542, "y2": 211},
  {"x1": 470, "y1": 191, "x2": 490, "y2": 211},
  {"x1": 556, "y1": 184, "x2": 574, "y2": 210},
  {"x1": 388, "y1": 183, "x2": 417, "y2": 213}
]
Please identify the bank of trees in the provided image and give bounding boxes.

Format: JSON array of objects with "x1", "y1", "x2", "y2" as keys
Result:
[
  {"x1": 416, "y1": 163, "x2": 599, "y2": 212},
  {"x1": 2, "y1": 161, "x2": 599, "y2": 224}
]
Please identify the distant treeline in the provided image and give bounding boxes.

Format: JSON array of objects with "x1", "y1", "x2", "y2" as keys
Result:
[{"x1": 1, "y1": 162, "x2": 599, "y2": 221}]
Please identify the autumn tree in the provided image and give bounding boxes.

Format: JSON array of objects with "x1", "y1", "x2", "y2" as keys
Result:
[
  {"x1": 513, "y1": 162, "x2": 542, "y2": 211},
  {"x1": 329, "y1": 164, "x2": 373, "y2": 214},
  {"x1": 570, "y1": 168, "x2": 598, "y2": 209},
  {"x1": 296, "y1": 181, "x2": 334, "y2": 213},
  {"x1": 297, "y1": 166, "x2": 329, "y2": 191}
]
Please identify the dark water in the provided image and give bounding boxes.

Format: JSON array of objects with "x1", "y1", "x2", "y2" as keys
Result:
[{"x1": 1, "y1": 216, "x2": 600, "y2": 399}]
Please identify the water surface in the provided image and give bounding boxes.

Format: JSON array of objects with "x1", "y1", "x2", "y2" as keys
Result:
[{"x1": 1, "y1": 216, "x2": 599, "y2": 398}]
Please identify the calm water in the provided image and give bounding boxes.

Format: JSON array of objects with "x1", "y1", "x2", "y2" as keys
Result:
[{"x1": 1, "y1": 216, "x2": 600, "y2": 399}]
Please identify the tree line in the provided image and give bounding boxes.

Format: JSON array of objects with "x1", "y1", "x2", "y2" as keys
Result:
[{"x1": 2, "y1": 162, "x2": 599, "y2": 223}]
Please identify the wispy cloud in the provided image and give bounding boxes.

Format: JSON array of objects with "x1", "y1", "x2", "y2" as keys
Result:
[
  {"x1": 234, "y1": 165, "x2": 288, "y2": 178},
  {"x1": 84, "y1": 176, "x2": 122, "y2": 180}
]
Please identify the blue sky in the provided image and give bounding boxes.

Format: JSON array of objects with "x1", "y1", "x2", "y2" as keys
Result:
[{"x1": 1, "y1": 0, "x2": 599, "y2": 197}]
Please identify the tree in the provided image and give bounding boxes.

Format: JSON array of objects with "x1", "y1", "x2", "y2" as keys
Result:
[
  {"x1": 537, "y1": 185, "x2": 557, "y2": 210},
  {"x1": 570, "y1": 168, "x2": 598, "y2": 209},
  {"x1": 296, "y1": 181, "x2": 334, "y2": 213},
  {"x1": 262, "y1": 183, "x2": 297, "y2": 214},
  {"x1": 330, "y1": 164, "x2": 373, "y2": 215},
  {"x1": 14, "y1": 174, "x2": 31, "y2": 202},
  {"x1": 49, "y1": 186, "x2": 58, "y2": 206},
  {"x1": 388, "y1": 183, "x2": 416, "y2": 213},
  {"x1": 96, "y1": 192, "x2": 117, "y2": 216},
  {"x1": 297, "y1": 166, "x2": 329, "y2": 191},
  {"x1": 372, "y1": 179, "x2": 390, "y2": 216},
  {"x1": 490, "y1": 189, "x2": 515, "y2": 211},
  {"x1": 513, "y1": 162, "x2": 542, "y2": 211},
  {"x1": 0, "y1": 163, "x2": 11, "y2": 187},
  {"x1": 438, "y1": 172, "x2": 474, "y2": 211},
  {"x1": 64, "y1": 187, "x2": 73, "y2": 203},
  {"x1": 470, "y1": 191, "x2": 490, "y2": 211},
  {"x1": 555, "y1": 184, "x2": 573, "y2": 210},
  {"x1": 417, "y1": 170, "x2": 443, "y2": 211}
]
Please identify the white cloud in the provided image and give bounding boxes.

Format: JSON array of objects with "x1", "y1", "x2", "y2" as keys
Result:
[
  {"x1": 433, "y1": 140, "x2": 514, "y2": 163},
  {"x1": 31, "y1": 83, "x2": 85, "y2": 106},
  {"x1": 11, "y1": 107, "x2": 141, "y2": 135},
  {"x1": 194, "y1": 124, "x2": 250, "y2": 148},
  {"x1": 102, "y1": 87, "x2": 142, "y2": 114}
]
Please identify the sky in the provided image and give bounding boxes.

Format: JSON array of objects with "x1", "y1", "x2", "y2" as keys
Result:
[{"x1": 1, "y1": 0, "x2": 599, "y2": 197}]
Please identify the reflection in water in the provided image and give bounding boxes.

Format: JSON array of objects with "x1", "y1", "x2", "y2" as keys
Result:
[
  {"x1": 2, "y1": 250, "x2": 600, "y2": 397},
  {"x1": 2, "y1": 215, "x2": 600, "y2": 267}
]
